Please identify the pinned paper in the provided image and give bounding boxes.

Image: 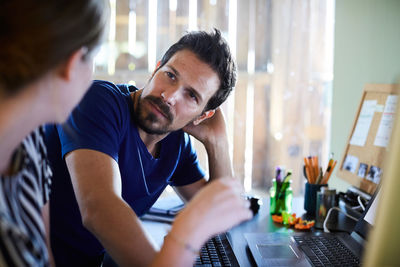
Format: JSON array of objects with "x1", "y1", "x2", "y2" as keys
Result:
[
  {"x1": 366, "y1": 165, "x2": 382, "y2": 184},
  {"x1": 350, "y1": 100, "x2": 377, "y2": 146},
  {"x1": 357, "y1": 163, "x2": 368, "y2": 178},
  {"x1": 343, "y1": 154, "x2": 359, "y2": 173},
  {"x1": 374, "y1": 95, "x2": 398, "y2": 147}
]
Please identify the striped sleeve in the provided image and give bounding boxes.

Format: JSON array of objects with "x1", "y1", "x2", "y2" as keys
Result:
[{"x1": 0, "y1": 126, "x2": 50, "y2": 266}]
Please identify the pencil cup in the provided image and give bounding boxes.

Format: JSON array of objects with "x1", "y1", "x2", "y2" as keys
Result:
[
  {"x1": 304, "y1": 182, "x2": 327, "y2": 216},
  {"x1": 269, "y1": 179, "x2": 292, "y2": 215}
]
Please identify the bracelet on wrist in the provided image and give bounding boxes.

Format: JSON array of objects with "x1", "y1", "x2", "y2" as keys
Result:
[{"x1": 164, "y1": 232, "x2": 200, "y2": 256}]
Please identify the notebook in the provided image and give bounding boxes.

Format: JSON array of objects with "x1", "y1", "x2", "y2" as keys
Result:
[
  {"x1": 245, "y1": 187, "x2": 380, "y2": 267},
  {"x1": 141, "y1": 194, "x2": 184, "y2": 223}
]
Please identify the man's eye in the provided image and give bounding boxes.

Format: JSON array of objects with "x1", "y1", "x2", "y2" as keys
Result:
[
  {"x1": 166, "y1": 71, "x2": 175, "y2": 80},
  {"x1": 188, "y1": 90, "x2": 198, "y2": 102}
]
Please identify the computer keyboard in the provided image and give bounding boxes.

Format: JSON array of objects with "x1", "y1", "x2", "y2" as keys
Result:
[
  {"x1": 194, "y1": 233, "x2": 239, "y2": 267},
  {"x1": 294, "y1": 235, "x2": 360, "y2": 267}
]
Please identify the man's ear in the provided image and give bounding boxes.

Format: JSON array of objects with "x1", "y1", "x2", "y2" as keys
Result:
[
  {"x1": 193, "y1": 109, "x2": 215, "y2": 125},
  {"x1": 57, "y1": 48, "x2": 86, "y2": 81}
]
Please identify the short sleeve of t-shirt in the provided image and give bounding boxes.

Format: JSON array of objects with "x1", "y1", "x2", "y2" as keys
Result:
[
  {"x1": 168, "y1": 132, "x2": 206, "y2": 186},
  {"x1": 57, "y1": 80, "x2": 129, "y2": 161}
]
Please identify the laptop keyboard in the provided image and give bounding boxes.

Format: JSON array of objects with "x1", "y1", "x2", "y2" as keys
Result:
[
  {"x1": 194, "y1": 233, "x2": 238, "y2": 267},
  {"x1": 294, "y1": 235, "x2": 360, "y2": 267}
]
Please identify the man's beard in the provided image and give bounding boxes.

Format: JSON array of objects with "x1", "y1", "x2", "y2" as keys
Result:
[{"x1": 134, "y1": 95, "x2": 174, "y2": 135}]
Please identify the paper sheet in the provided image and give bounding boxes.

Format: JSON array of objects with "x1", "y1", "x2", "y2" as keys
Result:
[
  {"x1": 364, "y1": 189, "x2": 381, "y2": 226},
  {"x1": 343, "y1": 154, "x2": 359, "y2": 173},
  {"x1": 350, "y1": 100, "x2": 377, "y2": 146},
  {"x1": 366, "y1": 166, "x2": 382, "y2": 184},
  {"x1": 374, "y1": 95, "x2": 398, "y2": 147}
]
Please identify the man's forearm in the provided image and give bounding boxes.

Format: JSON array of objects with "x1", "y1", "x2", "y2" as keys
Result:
[
  {"x1": 82, "y1": 195, "x2": 157, "y2": 267},
  {"x1": 173, "y1": 135, "x2": 232, "y2": 202},
  {"x1": 66, "y1": 149, "x2": 157, "y2": 266},
  {"x1": 204, "y1": 135, "x2": 233, "y2": 180}
]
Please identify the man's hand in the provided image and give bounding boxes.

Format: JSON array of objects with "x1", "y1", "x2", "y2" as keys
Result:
[
  {"x1": 152, "y1": 177, "x2": 252, "y2": 267},
  {"x1": 183, "y1": 108, "x2": 228, "y2": 146},
  {"x1": 176, "y1": 177, "x2": 252, "y2": 243}
]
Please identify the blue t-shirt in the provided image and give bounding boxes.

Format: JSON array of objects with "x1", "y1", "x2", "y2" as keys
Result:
[{"x1": 45, "y1": 80, "x2": 205, "y2": 260}]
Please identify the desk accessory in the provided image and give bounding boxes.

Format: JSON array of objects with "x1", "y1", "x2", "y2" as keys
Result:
[
  {"x1": 304, "y1": 182, "x2": 327, "y2": 216},
  {"x1": 315, "y1": 187, "x2": 337, "y2": 228},
  {"x1": 247, "y1": 196, "x2": 261, "y2": 216},
  {"x1": 269, "y1": 169, "x2": 292, "y2": 215},
  {"x1": 303, "y1": 155, "x2": 337, "y2": 185},
  {"x1": 303, "y1": 155, "x2": 338, "y2": 216}
]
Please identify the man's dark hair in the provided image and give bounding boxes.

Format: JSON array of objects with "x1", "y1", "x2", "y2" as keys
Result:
[{"x1": 159, "y1": 29, "x2": 237, "y2": 111}]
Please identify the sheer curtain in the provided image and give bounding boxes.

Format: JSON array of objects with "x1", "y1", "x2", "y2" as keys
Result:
[
  {"x1": 93, "y1": 0, "x2": 335, "y2": 195},
  {"x1": 261, "y1": 0, "x2": 335, "y2": 194}
]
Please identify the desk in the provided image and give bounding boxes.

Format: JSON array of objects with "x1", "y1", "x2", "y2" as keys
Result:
[
  {"x1": 142, "y1": 197, "x2": 306, "y2": 267},
  {"x1": 141, "y1": 196, "x2": 358, "y2": 266},
  {"x1": 227, "y1": 196, "x2": 306, "y2": 266}
]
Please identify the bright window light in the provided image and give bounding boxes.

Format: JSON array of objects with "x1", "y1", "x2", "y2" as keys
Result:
[{"x1": 148, "y1": 0, "x2": 157, "y2": 72}]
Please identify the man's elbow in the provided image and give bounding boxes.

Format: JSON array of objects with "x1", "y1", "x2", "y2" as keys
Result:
[
  {"x1": 79, "y1": 196, "x2": 121, "y2": 235},
  {"x1": 80, "y1": 202, "x2": 102, "y2": 233}
]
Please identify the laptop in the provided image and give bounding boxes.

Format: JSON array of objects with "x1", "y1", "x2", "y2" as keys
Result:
[{"x1": 244, "y1": 187, "x2": 380, "y2": 267}]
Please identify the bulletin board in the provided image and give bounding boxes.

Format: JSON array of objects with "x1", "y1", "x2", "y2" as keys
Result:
[{"x1": 337, "y1": 84, "x2": 399, "y2": 195}]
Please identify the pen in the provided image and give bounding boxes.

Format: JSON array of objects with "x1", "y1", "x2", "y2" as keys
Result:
[
  {"x1": 322, "y1": 165, "x2": 331, "y2": 184},
  {"x1": 322, "y1": 155, "x2": 333, "y2": 184},
  {"x1": 322, "y1": 160, "x2": 337, "y2": 184},
  {"x1": 316, "y1": 167, "x2": 323, "y2": 184}
]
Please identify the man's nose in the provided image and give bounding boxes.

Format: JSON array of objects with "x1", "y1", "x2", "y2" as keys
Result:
[{"x1": 161, "y1": 87, "x2": 180, "y2": 106}]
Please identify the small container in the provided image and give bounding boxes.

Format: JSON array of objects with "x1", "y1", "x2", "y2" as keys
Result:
[
  {"x1": 269, "y1": 179, "x2": 292, "y2": 215},
  {"x1": 304, "y1": 182, "x2": 328, "y2": 216},
  {"x1": 315, "y1": 187, "x2": 337, "y2": 228}
]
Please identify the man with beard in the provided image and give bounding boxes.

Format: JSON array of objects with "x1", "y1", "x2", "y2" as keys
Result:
[{"x1": 45, "y1": 29, "x2": 249, "y2": 266}]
